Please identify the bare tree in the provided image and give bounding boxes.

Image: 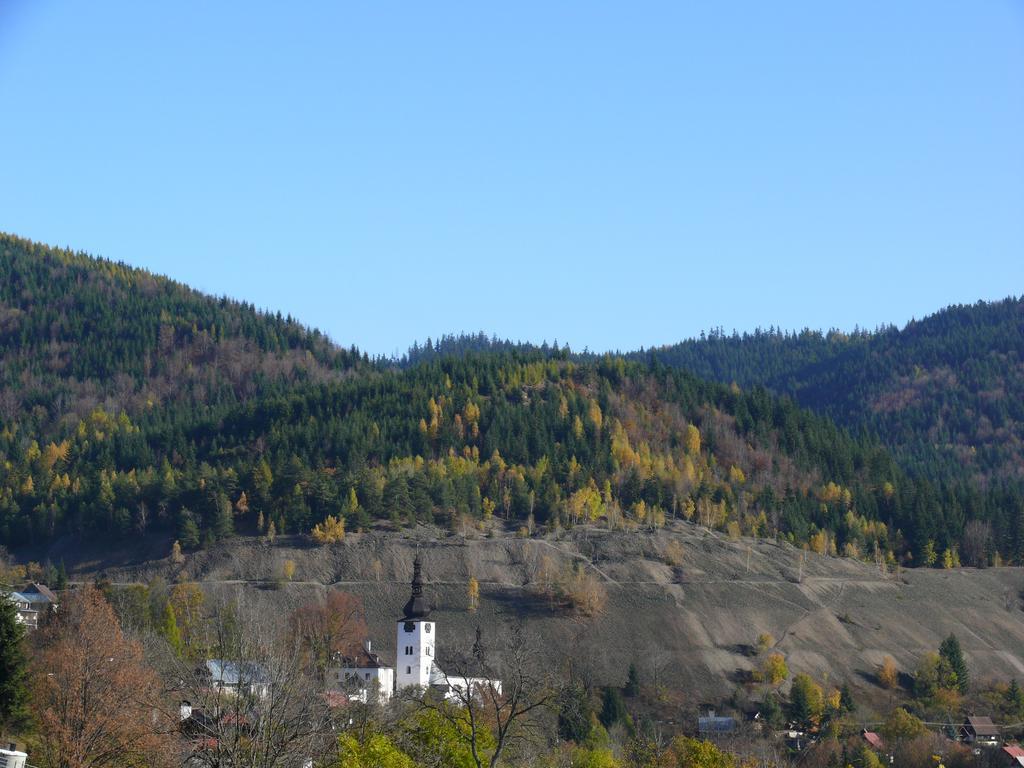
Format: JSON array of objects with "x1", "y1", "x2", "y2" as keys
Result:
[
  {"x1": 961, "y1": 519, "x2": 992, "y2": 568},
  {"x1": 288, "y1": 590, "x2": 368, "y2": 683},
  {"x1": 409, "y1": 623, "x2": 557, "y2": 768},
  {"x1": 153, "y1": 594, "x2": 337, "y2": 768}
]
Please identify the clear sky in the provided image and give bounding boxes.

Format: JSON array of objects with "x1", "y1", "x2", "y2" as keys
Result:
[{"x1": 0, "y1": 2, "x2": 1021, "y2": 356}]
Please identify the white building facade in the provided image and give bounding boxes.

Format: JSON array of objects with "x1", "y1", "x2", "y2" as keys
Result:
[
  {"x1": 395, "y1": 554, "x2": 435, "y2": 691},
  {"x1": 329, "y1": 641, "x2": 395, "y2": 703}
]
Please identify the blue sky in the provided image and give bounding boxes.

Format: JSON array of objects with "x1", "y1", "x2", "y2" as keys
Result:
[{"x1": 1, "y1": 2, "x2": 1021, "y2": 356}]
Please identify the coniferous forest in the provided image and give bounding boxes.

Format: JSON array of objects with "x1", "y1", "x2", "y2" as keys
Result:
[{"x1": 1, "y1": 232, "x2": 1022, "y2": 568}]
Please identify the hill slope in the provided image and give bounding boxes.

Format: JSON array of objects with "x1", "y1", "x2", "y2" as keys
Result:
[
  {"x1": 1, "y1": 234, "x2": 1021, "y2": 570},
  {"x1": 70, "y1": 523, "x2": 1024, "y2": 711}
]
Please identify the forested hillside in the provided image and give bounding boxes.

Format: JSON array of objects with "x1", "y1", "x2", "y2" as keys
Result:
[
  {"x1": 634, "y1": 300, "x2": 1024, "y2": 487},
  {"x1": 1, "y1": 234, "x2": 1022, "y2": 568}
]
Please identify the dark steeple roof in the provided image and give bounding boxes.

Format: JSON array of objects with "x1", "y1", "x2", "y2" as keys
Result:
[{"x1": 402, "y1": 553, "x2": 431, "y2": 621}]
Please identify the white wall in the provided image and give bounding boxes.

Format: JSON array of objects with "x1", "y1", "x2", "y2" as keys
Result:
[{"x1": 395, "y1": 620, "x2": 434, "y2": 690}]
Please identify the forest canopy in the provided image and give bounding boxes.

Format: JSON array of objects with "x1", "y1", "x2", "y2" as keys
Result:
[{"x1": 1, "y1": 233, "x2": 1021, "y2": 567}]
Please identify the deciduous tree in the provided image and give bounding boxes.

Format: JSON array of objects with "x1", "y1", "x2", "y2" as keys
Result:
[{"x1": 30, "y1": 585, "x2": 172, "y2": 768}]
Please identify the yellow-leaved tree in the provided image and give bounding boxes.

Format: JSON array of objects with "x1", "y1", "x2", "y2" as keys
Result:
[
  {"x1": 685, "y1": 424, "x2": 701, "y2": 456},
  {"x1": 311, "y1": 514, "x2": 345, "y2": 544}
]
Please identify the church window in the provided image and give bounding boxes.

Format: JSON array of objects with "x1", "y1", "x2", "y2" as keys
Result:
[
  {"x1": 406, "y1": 666, "x2": 411, "y2": 675},
  {"x1": 425, "y1": 623, "x2": 431, "y2": 633}
]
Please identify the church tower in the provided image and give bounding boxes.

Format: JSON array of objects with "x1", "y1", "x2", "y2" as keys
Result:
[{"x1": 395, "y1": 553, "x2": 435, "y2": 691}]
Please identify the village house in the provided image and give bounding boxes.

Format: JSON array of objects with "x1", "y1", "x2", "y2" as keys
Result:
[
  {"x1": 961, "y1": 716, "x2": 1000, "y2": 747},
  {"x1": 1002, "y1": 745, "x2": 1024, "y2": 767},
  {"x1": 0, "y1": 743, "x2": 29, "y2": 768},
  {"x1": 200, "y1": 660, "x2": 270, "y2": 699},
  {"x1": 698, "y1": 710, "x2": 737, "y2": 738},
  {"x1": 3, "y1": 583, "x2": 57, "y2": 630},
  {"x1": 329, "y1": 640, "x2": 395, "y2": 703}
]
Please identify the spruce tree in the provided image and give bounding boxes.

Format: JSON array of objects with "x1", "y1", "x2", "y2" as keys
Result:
[
  {"x1": 624, "y1": 662, "x2": 641, "y2": 697},
  {"x1": 939, "y1": 633, "x2": 969, "y2": 693},
  {"x1": 1007, "y1": 678, "x2": 1024, "y2": 718},
  {"x1": 599, "y1": 685, "x2": 627, "y2": 728},
  {"x1": 0, "y1": 596, "x2": 30, "y2": 733}
]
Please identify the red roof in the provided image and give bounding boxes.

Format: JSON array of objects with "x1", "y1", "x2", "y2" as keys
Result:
[
  {"x1": 863, "y1": 731, "x2": 883, "y2": 749},
  {"x1": 1003, "y1": 746, "x2": 1024, "y2": 758}
]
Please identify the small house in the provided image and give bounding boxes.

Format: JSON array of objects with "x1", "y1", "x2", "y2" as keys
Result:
[
  {"x1": 698, "y1": 710, "x2": 737, "y2": 737},
  {"x1": 329, "y1": 641, "x2": 394, "y2": 703},
  {"x1": 202, "y1": 660, "x2": 270, "y2": 699},
  {"x1": 5, "y1": 583, "x2": 57, "y2": 630},
  {"x1": 862, "y1": 731, "x2": 884, "y2": 750},
  {"x1": 0, "y1": 744, "x2": 28, "y2": 768},
  {"x1": 1002, "y1": 745, "x2": 1024, "y2": 767},
  {"x1": 961, "y1": 716, "x2": 1000, "y2": 747}
]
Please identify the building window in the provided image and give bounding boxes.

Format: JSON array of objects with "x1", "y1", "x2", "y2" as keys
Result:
[
  {"x1": 406, "y1": 666, "x2": 411, "y2": 675},
  {"x1": 365, "y1": 673, "x2": 370, "y2": 680},
  {"x1": 425, "y1": 623, "x2": 431, "y2": 633}
]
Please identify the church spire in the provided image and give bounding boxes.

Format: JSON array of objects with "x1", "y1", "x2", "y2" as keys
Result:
[{"x1": 402, "y1": 552, "x2": 431, "y2": 620}]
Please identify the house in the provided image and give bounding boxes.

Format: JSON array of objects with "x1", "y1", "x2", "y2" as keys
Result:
[
  {"x1": 961, "y1": 716, "x2": 1000, "y2": 747},
  {"x1": 329, "y1": 641, "x2": 395, "y2": 703},
  {"x1": 4, "y1": 583, "x2": 57, "y2": 630},
  {"x1": 698, "y1": 711, "x2": 737, "y2": 737},
  {"x1": 0, "y1": 744, "x2": 28, "y2": 768},
  {"x1": 201, "y1": 660, "x2": 270, "y2": 699},
  {"x1": 862, "y1": 731, "x2": 884, "y2": 750},
  {"x1": 1002, "y1": 745, "x2": 1024, "y2": 767}
]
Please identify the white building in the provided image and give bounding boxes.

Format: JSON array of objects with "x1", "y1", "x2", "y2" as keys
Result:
[
  {"x1": 329, "y1": 640, "x2": 395, "y2": 703},
  {"x1": 0, "y1": 744, "x2": 28, "y2": 768},
  {"x1": 4, "y1": 583, "x2": 57, "y2": 630},
  {"x1": 393, "y1": 554, "x2": 500, "y2": 702},
  {"x1": 395, "y1": 554, "x2": 436, "y2": 691}
]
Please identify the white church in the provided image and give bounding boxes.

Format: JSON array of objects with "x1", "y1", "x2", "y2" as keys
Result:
[{"x1": 330, "y1": 554, "x2": 500, "y2": 703}]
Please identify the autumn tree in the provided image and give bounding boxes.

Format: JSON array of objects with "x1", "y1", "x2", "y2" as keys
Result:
[
  {"x1": 168, "y1": 582, "x2": 206, "y2": 655},
  {"x1": 467, "y1": 576, "x2": 480, "y2": 613},
  {"x1": 879, "y1": 707, "x2": 925, "y2": 743},
  {"x1": 30, "y1": 585, "x2": 172, "y2": 768},
  {"x1": 311, "y1": 514, "x2": 346, "y2": 544},
  {"x1": 665, "y1": 736, "x2": 736, "y2": 768},
  {"x1": 170, "y1": 540, "x2": 185, "y2": 565},
  {"x1": 562, "y1": 563, "x2": 607, "y2": 617},
  {"x1": 760, "y1": 652, "x2": 788, "y2": 687},
  {"x1": 877, "y1": 656, "x2": 899, "y2": 689}
]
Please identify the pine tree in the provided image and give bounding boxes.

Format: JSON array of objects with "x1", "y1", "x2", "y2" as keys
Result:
[
  {"x1": 0, "y1": 595, "x2": 30, "y2": 732},
  {"x1": 1007, "y1": 678, "x2": 1024, "y2": 718},
  {"x1": 55, "y1": 559, "x2": 68, "y2": 591},
  {"x1": 599, "y1": 686, "x2": 627, "y2": 728},
  {"x1": 939, "y1": 633, "x2": 969, "y2": 693},
  {"x1": 839, "y1": 682, "x2": 856, "y2": 712},
  {"x1": 624, "y1": 662, "x2": 641, "y2": 697}
]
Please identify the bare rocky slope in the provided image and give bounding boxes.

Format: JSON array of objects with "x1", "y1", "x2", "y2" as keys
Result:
[{"x1": 64, "y1": 521, "x2": 1024, "y2": 714}]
